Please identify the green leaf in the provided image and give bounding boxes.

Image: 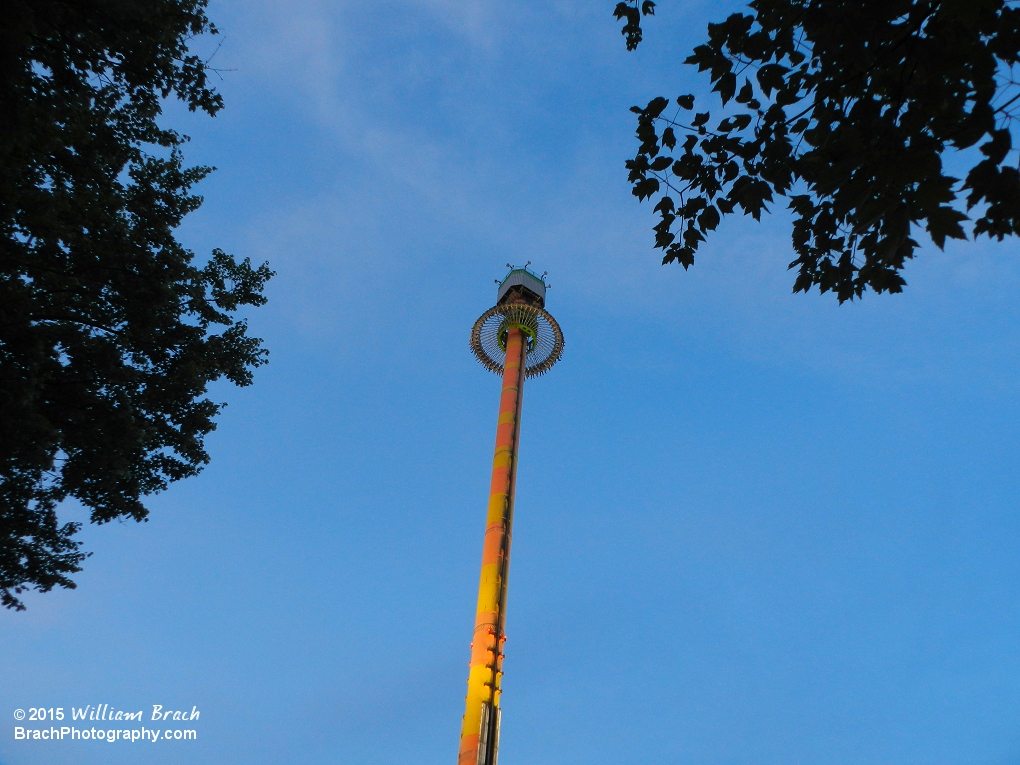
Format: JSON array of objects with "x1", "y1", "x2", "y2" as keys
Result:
[
  {"x1": 698, "y1": 205, "x2": 721, "y2": 231},
  {"x1": 645, "y1": 96, "x2": 670, "y2": 119},
  {"x1": 716, "y1": 72, "x2": 737, "y2": 104},
  {"x1": 925, "y1": 206, "x2": 969, "y2": 249},
  {"x1": 731, "y1": 113, "x2": 752, "y2": 131},
  {"x1": 756, "y1": 63, "x2": 790, "y2": 97},
  {"x1": 734, "y1": 79, "x2": 754, "y2": 104},
  {"x1": 634, "y1": 177, "x2": 660, "y2": 200}
]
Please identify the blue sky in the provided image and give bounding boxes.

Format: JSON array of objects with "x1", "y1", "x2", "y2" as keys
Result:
[{"x1": 3, "y1": 1, "x2": 1020, "y2": 764}]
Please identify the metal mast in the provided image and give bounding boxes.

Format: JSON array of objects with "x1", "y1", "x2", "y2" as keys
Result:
[{"x1": 459, "y1": 266, "x2": 564, "y2": 765}]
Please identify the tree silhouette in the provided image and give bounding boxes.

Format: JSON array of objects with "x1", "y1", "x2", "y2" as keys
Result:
[
  {"x1": 1, "y1": 0, "x2": 272, "y2": 609},
  {"x1": 616, "y1": 0, "x2": 1020, "y2": 301}
]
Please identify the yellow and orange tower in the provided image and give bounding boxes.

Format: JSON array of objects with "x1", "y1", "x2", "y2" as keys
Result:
[{"x1": 459, "y1": 265, "x2": 564, "y2": 765}]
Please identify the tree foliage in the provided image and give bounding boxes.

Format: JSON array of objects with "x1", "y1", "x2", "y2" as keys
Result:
[
  {"x1": 0, "y1": 0, "x2": 273, "y2": 609},
  {"x1": 616, "y1": 0, "x2": 1020, "y2": 301}
]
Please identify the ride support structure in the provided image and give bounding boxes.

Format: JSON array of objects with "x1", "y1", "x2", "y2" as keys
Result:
[{"x1": 458, "y1": 266, "x2": 564, "y2": 765}]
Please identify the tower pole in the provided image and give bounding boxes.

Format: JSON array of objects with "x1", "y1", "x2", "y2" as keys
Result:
[{"x1": 459, "y1": 323, "x2": 528, "y2": 765}]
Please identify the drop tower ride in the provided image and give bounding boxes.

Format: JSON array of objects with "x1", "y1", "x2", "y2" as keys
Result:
[{"x1": 458, "y1": 265, "x2": 564, "y2": 765}]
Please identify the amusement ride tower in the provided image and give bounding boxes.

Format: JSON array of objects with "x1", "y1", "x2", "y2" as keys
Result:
[{"x1": 458, "y1": 265, "x2": 564, "y2": 765}]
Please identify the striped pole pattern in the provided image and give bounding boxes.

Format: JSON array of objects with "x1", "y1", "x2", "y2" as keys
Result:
[{"x1": 458, "y1": 324, "x2": 528, "y2": 765}]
